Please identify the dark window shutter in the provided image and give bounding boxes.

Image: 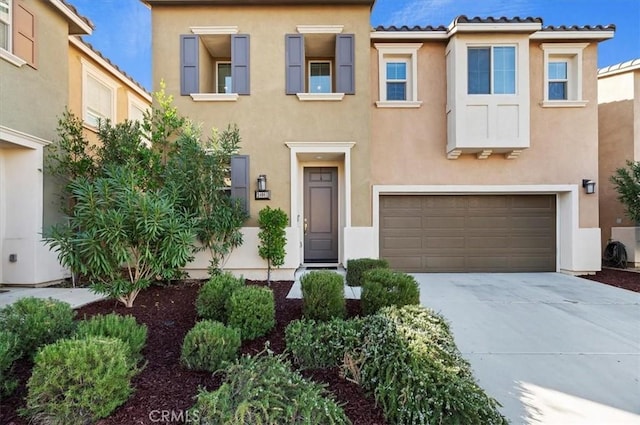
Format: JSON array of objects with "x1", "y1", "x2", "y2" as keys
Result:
[
  {"x1": 230, "y1": 155, "x2": 250, "y2": 215},
  {"x1": 180, "y1": 34, "x2": 199, "y2": 96},
  {"x1": 231, "y1": 34, "x2": 250, "y2": 95},
  {"x1": 336, "y1": 34, "x2": 355, "y2": 94},
  {"x1": 285, "y1": 34, "x2": 304, "y2": 94}
]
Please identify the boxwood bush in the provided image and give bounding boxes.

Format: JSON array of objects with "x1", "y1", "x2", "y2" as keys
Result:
[
  {"x1": 359, "y1": 305, "x2": 507, "y2": 425},
  {"x1": 75, "y1": 313, "x2": 147, "y2": 363},
  {"x1": 361, "y1": 268, "x2": 419, "y2": 315},
  {"x1": 23, "y1": 337, "x2": 137, "y2": 425},
  {"x1": 0, "y1": 330, "x2": 21, "y2": 399},
  {"x1": 346, "y1": 258, "x2": 389, "y2": 287},
  {"x1": 190, "y1": 352, "x2": 350, "y2": 424},
  {"x1": 195, "y1": 272, "x2": 244, "y2": 322},
  {"x1": 301, "y1": 271, "x2": 346, "y2": 321},
  {"x1": 0, "y1": 297, "x2": 76, "y2": 359},
  {"x1": 227, "y1": 286, "x2": 275, "y2": 340},
  {"x1": 285, "y1": 318, "x2": 363, "y2": 369},
  {"x1": 180, "y1": 320, "x2": 241, "y2": 372}
]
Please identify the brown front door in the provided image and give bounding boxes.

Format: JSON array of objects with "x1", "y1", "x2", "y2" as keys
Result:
[{"x1": 304, "y1": 167, "x2": 338, "y2": 263}]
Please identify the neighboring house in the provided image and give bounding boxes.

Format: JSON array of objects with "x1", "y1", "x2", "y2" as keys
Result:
[
  {"x1": 144, "y1": 0, "x2": 613, "y2": 279},
  {"x1": 0, "y1": 0, "x2": 92, "y2": 285},
  {"x1": 67, "y1": 35, "x2": 152, "y2": 145},
  {"x1": 598, "y1": 59, "x2": 640, "y2": 265}
]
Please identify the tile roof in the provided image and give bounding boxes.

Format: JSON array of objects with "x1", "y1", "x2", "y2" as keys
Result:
[
  {"x1": 541, "y1": 24, "x2": 616, "y2": 32},
  {"x1": 598, "y1": 58, "x2": 640, "y2": 76},
  {"x1": 373, "y1": 24, "x2": 446, "y2": 32},
  {"x1": 59, "y1": 0, "x2": 95, "y2": 30},
  {"x1": 454, "y1": 15, "x2": 542, "y2": 24}
]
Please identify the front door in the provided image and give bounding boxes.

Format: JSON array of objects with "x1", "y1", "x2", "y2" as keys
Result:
[{"x1": 304, "y1": 167, "x2": 338, "y2": 263}]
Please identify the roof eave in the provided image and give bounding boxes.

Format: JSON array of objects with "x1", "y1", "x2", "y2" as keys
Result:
[
  {"x1": 530, "y1": 30, "x2": 615, "y2": 42},
  {"x1": 50, "y1": 0, "x2": 93, "y2": 35}
]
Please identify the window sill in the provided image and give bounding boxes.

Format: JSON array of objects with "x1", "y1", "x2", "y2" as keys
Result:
[
  {"x1": 375, "y1": 100, "x2": 423, "y2": 108},
  {"x1": 0, "y1": 49, "x2": 26, "y2": 67},
  {"x1": 190, "y1": 93, "x2": 239, "y2": 102},
  {"x1": 296, "y1": 93, "x2": 345, "y2": 101},
  {"x1": 541, "y1": 100, "x2": 588, "y2": 108}
]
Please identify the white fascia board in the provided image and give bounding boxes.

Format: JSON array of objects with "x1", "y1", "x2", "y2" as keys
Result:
[
  {"x1": 530, "y1": 31, "x2": 615, "y2": 41},
  {"x1": 70, "y1": 37, "x2": 151, "y2": 102},
  {"x1": 49, "y1": 0, "x2": 93, "y2": 35},
  {"x1": 370, "y1": 31, "x2": 448, "y2": 40}
]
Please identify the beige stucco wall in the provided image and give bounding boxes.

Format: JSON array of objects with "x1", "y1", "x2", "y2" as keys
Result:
[
  {"x1": 150, "y1": 4, "x2": 372, "y2": 226},
  {"x1": 598, "y1": 68, "x2": 639, "y2": 247},
  {"x1": 370, "y1": 39, "x2": 600, "y2": 230}
]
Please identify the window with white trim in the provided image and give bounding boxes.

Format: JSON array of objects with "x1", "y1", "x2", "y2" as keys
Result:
[
  {"x1": 467, "y1": 45, "x2": 516, "y2": 95},
  {"x1": 216, "y1": 61, "x2": 232, "y2": 94},
  {"x1": 82, "y1": 60, "x2": 117, "y2": 128},
  {"x1": 0, "y1": 0, "x2": 10, "y2": 51},
  {"x1": 309, "y1": 60, "x2": 331, "y2": 93},
  {"x1": 375, "y1": 43, "x2": 422, "y2": 108},
  {"x1": 541, "y1": 43, "x2": 588, "y2": 107}
]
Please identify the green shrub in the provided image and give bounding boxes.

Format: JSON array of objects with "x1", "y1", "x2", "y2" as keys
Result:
[
  {"x1": 301, "y1": 271, "x2": 346, "y2": 321},
  {"x1": 190, "y1": 352, "x2": 350, "y2": 424},
  {"x1": 23, "y1": 337, "x2": 137, "y2": 425},
  {"x1": 346, "y1": 258, "x2": 389, "y2": 287},
  {"x1": 195, "y1": 272, "x2": 244, "y2": 322},
  {"x1": 361, "y1": 268, "x2": 419, "y2": 315},
  {"x1": 359, "y1": 305, "x2": 507, "y2": 425},
  {"x1": 0, "y1": 297, "x2": 76, "y2": 359},
  {"x1": 285, "y1": 318, "x2": 363, "y2": 369},
  {"x1": 227, "y1": 286, "x2": 275, "y2": 340},
  {"x1": 0, "y1": 331, "x2": 21, "y2": 399},
  {"x1": 181, "y1": 320, "x2": 241, "y2": 372},
  {"x1": 75, "y1": 313, "x2": 147, "y2": 363}
]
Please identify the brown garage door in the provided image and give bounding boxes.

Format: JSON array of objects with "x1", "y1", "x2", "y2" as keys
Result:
[{"x1": 379, "y1": 195, "x2": 556, "y2": 272}]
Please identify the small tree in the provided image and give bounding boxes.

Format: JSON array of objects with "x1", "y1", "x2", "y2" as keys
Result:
[
  {"x1": 44, "y1": 166, "x2": 195, "y2": 307},
  {"x1": 257, "y1": 207, "x2": 288, "y2": 284},
  {"x1": 611, "y1": 160, "x2": 640, "y2": 223}
]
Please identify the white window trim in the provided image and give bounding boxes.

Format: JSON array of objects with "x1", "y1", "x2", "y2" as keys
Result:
[
  {"x1": 296, "y1": 25, "x2": 343, "y2": 34},
  {"x1": 541, "y1": 43, "x2": 589, "y2": 108},
  {"x1": 190, "y1": 26, "x2": 238, "y2": 35},
  {"x1": 127, "y1": 93, "x2": 148, "y2": 122},
  {"x1": 0, "y1": 0, "x2": 11, "y2": 49},
  {"x1": 296, "y1": 93, "x2": 344, "y2": 101},
  {"x1": 467, "y1": 44, "x2": 518, "y2": 95},
  {"x1": 308, "y1": 60, "x2": 332, "y2": 94},
  {"x1": 0, "y1": 0, "x2": 24, "y2": 67},
  {"x1": 0, "y1": 48, "x2": 25, "y2": 67},
  {"x1": 216, "y1": 60, "x2": 232, "y2": 94},
  {"x1": 191, "y1": 93, "x2": 239, "y2": 102},
  {"x1": 374, "y1": 43, "x2": 423, "y2": 108},
  {"x1": 81, "y1": 58, "x2": 119, "y2": 129}
]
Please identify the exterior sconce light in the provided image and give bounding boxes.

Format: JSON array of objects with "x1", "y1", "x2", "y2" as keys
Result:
[
  {"x1": 255, "y1": 174, "x2": 271, "y2": 200},
  {"x1": 582, "y1": 179, "x2": 596, "y2": 195}
]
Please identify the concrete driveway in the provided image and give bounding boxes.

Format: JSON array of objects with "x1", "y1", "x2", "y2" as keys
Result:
[{"x1": 414, "y1": 273, "x2": 640, "y2": 424}]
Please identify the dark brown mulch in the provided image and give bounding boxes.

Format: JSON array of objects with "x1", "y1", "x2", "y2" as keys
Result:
[
  {"x1": 0, "y1": 280, "x2": 385, "y2": 425},
  {"x1": 580, "y1": 268, "x2": 640, "y2": 293}
]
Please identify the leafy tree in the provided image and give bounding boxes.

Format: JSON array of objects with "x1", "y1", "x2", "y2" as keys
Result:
[
  {"x1": 258, "y1": 207, "x2": 288, "y2": 284},
  {"x1": 44, "y1": 166, "x2": 195, "y2": 308},
  {"x1": 611, "y1": 160, "x2": 640, "y2": 223}
]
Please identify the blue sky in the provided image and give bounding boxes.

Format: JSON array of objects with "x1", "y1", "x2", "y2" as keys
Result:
[{"x1": 71, "y1": 0, "x2": 639, "y2": 92}]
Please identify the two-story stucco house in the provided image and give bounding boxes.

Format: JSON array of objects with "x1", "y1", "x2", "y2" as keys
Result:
[
  {"x1": 598, "y1": 59, "x2": 640, "y2": 265},
  {"x1": 0, "y1": 0, "x2": 151, "y2": 286},
  {"x1": 144, "y1": 0, "x2": 613, "y2": 279}
]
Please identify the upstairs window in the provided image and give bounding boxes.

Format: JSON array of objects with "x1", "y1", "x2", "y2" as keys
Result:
[
  {"x1": 0, "y1": 0, "x2": 36, "y2": 68},
  {"x1": 180, "y1": 29, "x2": 250, "y2": 101},
  {"x1": 285, "y1": 29, "x2": 354, "y2": 100},
  {"x1": 0, "y1": 0, "x2": 9, "y2": 51},
  {"x1": 541, "y1": 43, "x2": 588, "y2": 107},
  {"x1": 82, "y1": 60, "x2": 117, "y2": 128},
  {"x1": 374, "y1": 43, "x2": 422, "y2": 108},
  {"x1": 467, "y1": 46, "x2": 516, "y2": 95}
]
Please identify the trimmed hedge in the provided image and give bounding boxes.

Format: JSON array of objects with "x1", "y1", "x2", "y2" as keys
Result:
[
  {"x1": 196, "y1": 272, "x2": 244, "y2": 322},
  {"x1": 0, "y1": 331, "x2": 20, "y2": 399},
  {"x1": 190, "y1": 352, "x2": 350, "y2": 424},
  {"x1": 23, "y1": 337, "x2": 137, "y2": 425},
  {"x1": 0, "y1": 297, "x2": 76, "y2": 359},
  {"x1": 285, "y1": 318, "x2": 363, "y2": 369},
  {"x1": 360, "y1": 305, "x2": 507, "y2": 425},
  {"x1": 181, "y1": 320, "x2": 241, "y2": 372},
  {"x1": 75, "y1": 313, "x2": 147, "y2": 364},
  {"x1": 345, "y1": 258, "x2": 389, "y2": 287},
  {"x1": 361, "y1": 268, "x2": 419, "y2": 315},
  {"x1": 227, "y1": 286, "x2": 275, "y2": 340},
  {"x1": 301, "y1": 271, "x2": 346, "y2": 321}
]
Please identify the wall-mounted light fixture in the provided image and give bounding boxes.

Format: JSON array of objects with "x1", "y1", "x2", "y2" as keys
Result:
[
  {"x1": 582, "y1": 179, "x2": 596, "y2": 195},
  {"x1": 255, "y1": 174, "x2": 271, "y2": 200}
]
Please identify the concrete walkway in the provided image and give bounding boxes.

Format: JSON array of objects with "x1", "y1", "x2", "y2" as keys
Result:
[
  {"x1": 414, "y1": 273, "x2": 640, "y2": 425},
  {"x1": 0, "y1": 286, "x2": 105, "y2": 309}
]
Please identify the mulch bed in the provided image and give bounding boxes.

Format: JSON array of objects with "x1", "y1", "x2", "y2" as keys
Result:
[
  {"x1": 0, "y1": 280, "x2": 386, "y2": 425},
  {"x1": 580, "y1": 267, "x2": 640, "y2": 293}
]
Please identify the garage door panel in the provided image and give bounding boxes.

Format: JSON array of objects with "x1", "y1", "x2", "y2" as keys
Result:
[{"x1": 380, "y1": 195, "x2": 556, "y2": 273}]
